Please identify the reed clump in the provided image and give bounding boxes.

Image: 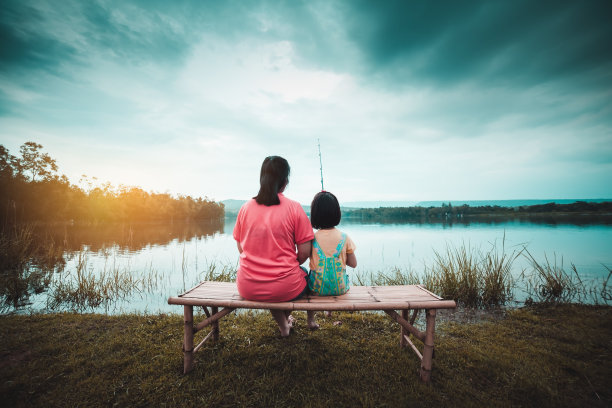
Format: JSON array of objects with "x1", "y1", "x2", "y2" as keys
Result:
[
  {"x1": 354, "y1": 266, "x2": 421, "y2": 286},
  {"x1": 48, "y1": 250, "x2": 160, "y2": 312},
  {"x1": 199, "y1": 259, "x2": 237, "y2": 282},
  {"x1": 0, "y1": 224, "x2": 64, "y2": 310},
  {"x1": 520, "y1": 249, "x2": 609, "y2": 305},
  {"x1": 422, "y1": 238, "x2": 521, "y2": 308},
  {"x1": 601, "y1": 266, "x2": 612, "y2": 303}
]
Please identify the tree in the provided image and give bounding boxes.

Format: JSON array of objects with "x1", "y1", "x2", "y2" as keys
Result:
[
  {"x1": 0, "y1": 145, "x2": 17, "y2": 178},
  {"x1": 17, "y1": 142, "x2": 58, "y2": 182}
]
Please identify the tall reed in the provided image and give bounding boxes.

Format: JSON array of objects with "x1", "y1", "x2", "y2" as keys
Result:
[
  {"x1": 422, "y1": 237, "x2": 521, "y2": 308},
  {"x1": 601, "y1": 266, "x2": 612, "y2": 304},
  {"x1": 519, "y1": 249, "x2": 606, "y2": 304},
  {"x1": 48, "y1": 249, "x2": 160, "y2": 312},
  {"x1": 199, "y1": 259, "x2": 237, "y2": 283},
  {"x1": 0, "y1": 224, "x2": 64, "y2": 310},
  {"x1": 353, "y1": 266, "x2": 421, "y2": 286}
]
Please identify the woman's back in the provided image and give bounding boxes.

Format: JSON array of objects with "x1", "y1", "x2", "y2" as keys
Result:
[{"x1": 233, "y1": 193, "x2": 313, "y2": 301}]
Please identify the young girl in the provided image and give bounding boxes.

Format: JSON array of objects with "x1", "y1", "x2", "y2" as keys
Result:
[{"x1": 306, "y1": 191, "x2": 357, "y2": 329}]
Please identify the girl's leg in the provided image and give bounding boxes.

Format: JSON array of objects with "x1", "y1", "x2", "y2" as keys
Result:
[
  {"x1": 270, "y1": 309, "x2": 291, "y2": 337},
  {"x1": 307, "y1": 311, "x2": 319, "y2": 330}
]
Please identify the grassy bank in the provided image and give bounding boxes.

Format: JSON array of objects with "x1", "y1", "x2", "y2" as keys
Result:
[{"x1": 1, "y1": 304, "x2": 610, "y2": 407}]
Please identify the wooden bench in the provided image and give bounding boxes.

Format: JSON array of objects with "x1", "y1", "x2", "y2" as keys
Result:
[{"x1": 168, "y1": 281, "x2": 456, "y2": 382}]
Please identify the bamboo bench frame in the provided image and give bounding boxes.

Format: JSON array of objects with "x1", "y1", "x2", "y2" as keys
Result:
[{"x1": 168, "y1": 281, "x2": 456, "y2": 382}]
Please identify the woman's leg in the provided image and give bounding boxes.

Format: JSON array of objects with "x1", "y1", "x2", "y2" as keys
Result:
[{"x1": 270, "y1": 309, "x2": 291, "y2": 337}]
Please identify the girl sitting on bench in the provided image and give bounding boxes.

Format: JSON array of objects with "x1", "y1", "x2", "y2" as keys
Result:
[{"x1": 307, "y1": 191, "x2": 357, "y2": 329}]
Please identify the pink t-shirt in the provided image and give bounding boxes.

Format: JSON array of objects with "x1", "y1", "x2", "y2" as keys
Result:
[{"x1": 233, "y1": 193, "x2": 314, "y2": 302}]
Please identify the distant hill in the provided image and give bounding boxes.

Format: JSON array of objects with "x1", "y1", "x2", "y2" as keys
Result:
[
  {"x1": 342, "y1": 201, "x2": 417, "y2": 208},
  {"x1": 221, "y1": 199, "x2": 246, "y2": 213},
  {"x1": 343, "y1": 199, "x2": 612, "y2": 208},
  {"x1": 222, "y1": 199, "x2": 311, "y2": 215},
  {"x1": 413, "y1": 199, "x2": 612, "y2": 208}
]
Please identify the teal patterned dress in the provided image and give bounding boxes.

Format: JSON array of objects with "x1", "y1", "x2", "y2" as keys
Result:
[{"x1": 307, "y1": 233, "x2": 350, "y2": 296}]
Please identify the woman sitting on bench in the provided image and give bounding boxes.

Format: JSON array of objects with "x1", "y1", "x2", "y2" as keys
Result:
[{"x1": 233, "y1": 156, "x2": 314, "y2": 336}]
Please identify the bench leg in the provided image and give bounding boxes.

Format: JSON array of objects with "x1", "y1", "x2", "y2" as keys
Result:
[
  {"x1": 400, "y1": 309, "x2": 409, "y2": 347},
  {"x1": 211, "y1": 306, "x2": 219, "y2": 341},
  {"x1": 183, "y1": 305, "x2": 194, "y2": 374},
  {"x1": 420, "y1": 308, "x2": 436, "y2": 382}
]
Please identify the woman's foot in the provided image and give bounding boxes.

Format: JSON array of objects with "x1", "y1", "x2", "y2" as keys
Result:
[{"x1": 271, "y1": 310, "x2": 292, "y2": 337}]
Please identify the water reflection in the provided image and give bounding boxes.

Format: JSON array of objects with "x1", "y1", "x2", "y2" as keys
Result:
[
  {"x1": 2, "y1": 215, "x2": 611, "y2": 314},
  {"x1": 37, "y1": 218, "x2": 225, "y2": 253},
  {"x1": 1, "y1": 220, "x2": 225, "y2": 313}
]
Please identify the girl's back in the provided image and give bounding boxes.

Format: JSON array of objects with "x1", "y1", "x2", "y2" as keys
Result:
[{"x1": 308, "y1": 227, "x2": 356, "y2": 296}]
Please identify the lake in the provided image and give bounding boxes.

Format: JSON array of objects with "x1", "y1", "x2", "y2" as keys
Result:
[{"x1": 14, "y1": 216, "x2": 612, "y2": 314}]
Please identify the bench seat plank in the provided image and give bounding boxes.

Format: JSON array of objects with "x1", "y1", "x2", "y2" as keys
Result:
[{"x1": 168, "y1": 281, "x2": 456, "y2": 311}]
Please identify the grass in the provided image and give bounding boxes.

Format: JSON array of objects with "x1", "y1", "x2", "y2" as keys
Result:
[
  {"x1": 0, "y1": 304, "x2": 610, "y2": 407},
  {"x1": 421, "y1": 237, "x2": 522, "y2": 308}
]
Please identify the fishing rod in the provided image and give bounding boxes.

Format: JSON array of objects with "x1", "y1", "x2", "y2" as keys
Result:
[{"x1": 317, "y1": 138, "x2": 324, "y2": 191}]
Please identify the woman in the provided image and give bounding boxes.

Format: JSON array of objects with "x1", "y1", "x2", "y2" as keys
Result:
[{"x1": 233, "y1": 156, "x2": 314, "y2": 336}]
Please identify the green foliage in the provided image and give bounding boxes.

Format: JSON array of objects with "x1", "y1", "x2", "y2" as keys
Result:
[
  {"x1": 0, "y1": 142, "x2": 224, "y2": 224},
  {"x1": 345, "y1": 201, "x2": 612, "y2": 224},
  {"x1": 0, "y1": 305, "x2": 610, "y2": 407},
  {"x1": 17, "y1": 141, "x2": 59, "y2": 182}
]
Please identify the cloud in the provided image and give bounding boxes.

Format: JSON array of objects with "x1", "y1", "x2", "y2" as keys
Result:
[
  {"x1": 341, "y1": 0, "x2": 612, "y2": 88},
  {"x1": 177, "y1": 38, "x2": 346, "y2": 107},
  {"x1": 0, "y1": 0, "x2": 610, "y2": 202}
]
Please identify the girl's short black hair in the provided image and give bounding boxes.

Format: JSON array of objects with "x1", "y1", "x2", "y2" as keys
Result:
[{"x1": 310, "y1": 191, "x2": 341, "y2": 229}]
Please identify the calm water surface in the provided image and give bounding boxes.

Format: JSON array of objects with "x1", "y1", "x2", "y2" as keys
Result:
[{"x1": 22, "y1": 217, "x2": 612, "y2": 314}]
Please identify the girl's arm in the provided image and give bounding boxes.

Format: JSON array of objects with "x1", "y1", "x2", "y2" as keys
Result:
[{"x1": 346, "y1": 252, "x2": 357, "y2": 268}]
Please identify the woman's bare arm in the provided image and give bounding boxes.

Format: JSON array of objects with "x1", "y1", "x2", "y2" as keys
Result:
[
  {"x1": 296, "y1": 241, "x2": 312, "y2": 265},
  {"x1": 346, "y1": 252, "x2": 357, "y2": 268},
  {"x1": 236, "y1": 242, "x2": 243, "y2": 254}
]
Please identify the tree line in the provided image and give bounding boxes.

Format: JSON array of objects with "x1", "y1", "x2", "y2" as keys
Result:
[
  {"x1": 0, "y1": 142, "x2": 224, "y2": 225},
  {"x1": 344, "y1": 201, "x2": 612, "y2": 222}
]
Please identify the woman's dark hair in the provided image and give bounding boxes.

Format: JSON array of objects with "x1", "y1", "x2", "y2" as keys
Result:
[
  {"x1": 254, "y1": 156, "x2": 290, "y2": 206},
  {"x1": 310, "y1": 191, "x2": 341, "y2": 229}
]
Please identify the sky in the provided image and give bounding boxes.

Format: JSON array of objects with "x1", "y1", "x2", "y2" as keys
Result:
[{"x1": 1, "y1": 0, "x2": 611, "y2": 205}]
